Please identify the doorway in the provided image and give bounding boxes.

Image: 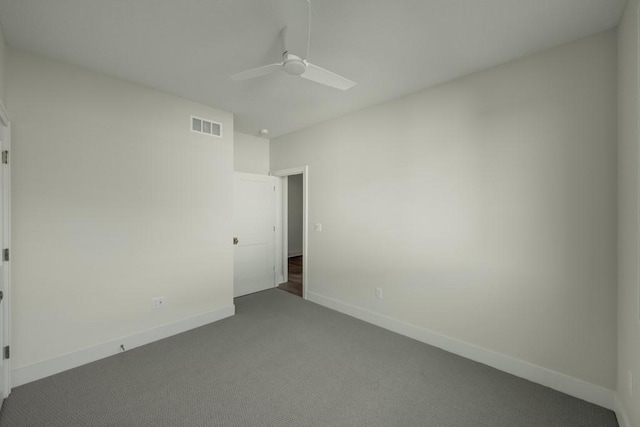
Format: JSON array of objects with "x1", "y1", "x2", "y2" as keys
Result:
[
  {"x1": 278, "y1": 174, "x2": 303, "y2": 297},
  {"x1": 271, "y1": 166, "x2": 308, "y2": 300}
]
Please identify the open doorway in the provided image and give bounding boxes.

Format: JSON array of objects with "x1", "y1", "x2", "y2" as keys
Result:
[
  {"x1": 278, "y1": 174, "x2": 303, "y2": 297},
  {"x1": 271, "y1": 166, "x2": 308, "y2": 299}
]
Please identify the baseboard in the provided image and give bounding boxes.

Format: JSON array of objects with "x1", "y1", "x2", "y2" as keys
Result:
[
  {"x1": 614, "y1": 394, "x2": 632, "y2": 427},
  {"x1": 307, "y1": 291, "x2": 615, "y2": 410},
  {"x1": 288, "y1": 251, "x2": 302, "y2": 258},
  {"x1": 12, "y1": 305, "x2": 235, "y2": 387}
]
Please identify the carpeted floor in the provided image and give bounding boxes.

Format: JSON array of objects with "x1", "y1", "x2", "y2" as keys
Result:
[{"x1": 0, "y1": 289, "x2": 618, "y2": 426}]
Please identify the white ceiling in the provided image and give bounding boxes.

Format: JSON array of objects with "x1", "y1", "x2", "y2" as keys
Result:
[{"x1": 0, "y1": 0, "x2": 626, "y2": 138}]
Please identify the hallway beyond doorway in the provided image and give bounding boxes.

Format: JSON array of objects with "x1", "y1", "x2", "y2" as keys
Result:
[{"x1": 277, "y1": 256, "x2": 302, "y2": 297}]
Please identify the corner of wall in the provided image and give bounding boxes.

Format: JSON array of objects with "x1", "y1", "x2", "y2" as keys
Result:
[
  {"x1": 233, "y1": 131, "x2": 270, "y2": 175},
  {"x1": 617, "y1": 0, "x2": 640, "y2": 426},
  {"x1": 614, "y1": 393, "x2": 632, "y2": 427}
]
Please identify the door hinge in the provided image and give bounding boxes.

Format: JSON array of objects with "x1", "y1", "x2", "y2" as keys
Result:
[
  {"x1": 0, "y1": 291, "x2": 3, "y2": 302},
  {"x1": 273, "y1": 266, "x2": 275, "y2": 272},
  {"x1": 1, "y1": 151, "x2": 7, "y2": 164},
  {"x1": 3, "y1": 346, "x2": 9, "y2": 360},
  {"x1": 3, "y1": 249, "x2": 8, "y2": 262},
  {"x1": 273, "y1": 186, "x2": 276, "y2": 191}
]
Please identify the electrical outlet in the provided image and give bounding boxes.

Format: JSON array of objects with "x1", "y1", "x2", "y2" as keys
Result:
[
  {"x1": 629, "y1": 371, "x2": 633, "y2": 396},
  {"x1": 375, "y1": 287, "x2": 383, "y2": 300},
  {"x1": 314, "y1": 223, "x2": 323, "y2": 232},
  {"x1": 152, "y1": 296, "x2": 165, "y2": 309}
]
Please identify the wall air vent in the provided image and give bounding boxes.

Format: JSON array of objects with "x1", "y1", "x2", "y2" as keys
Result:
[{"x1": 191, "y1": 116, "x2": 222, "y2": 137}]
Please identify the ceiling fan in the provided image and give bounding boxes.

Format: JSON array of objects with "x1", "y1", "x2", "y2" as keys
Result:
[{"x1": 231, "y1": 1, "x2": 356, "y2": 91}]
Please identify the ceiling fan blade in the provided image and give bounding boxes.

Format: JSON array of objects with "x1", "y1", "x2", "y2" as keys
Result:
[
  {"x1": 231, "y1": 63, "x2": 282, "y2": 81},
  {"x1": 301, "y1": 63, "x2": 356, "y2": 90}
]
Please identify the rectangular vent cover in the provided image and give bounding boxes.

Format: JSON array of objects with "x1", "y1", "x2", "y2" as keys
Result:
[{"x1": 191, "y1": 116, "x2": 222, "y2": 137}]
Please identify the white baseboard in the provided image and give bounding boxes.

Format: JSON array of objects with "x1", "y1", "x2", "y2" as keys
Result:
[
  {"x1": 307, "y1": 291, "x2": 615, "y2": 410},
  {"x1": 12, "y1": 305, "x2": 235, "y2": 387},
  {"x1": 614, "y1": 394, "x2": 632, "y2": 427},
  {"x1": 288, "y1": 251, "x2": 302, "y2": 258}
]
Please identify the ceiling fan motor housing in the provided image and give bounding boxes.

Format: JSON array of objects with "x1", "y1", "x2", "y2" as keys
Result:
[{"x1": 283, "y1": 53, "x2": 307, "y2": 75}]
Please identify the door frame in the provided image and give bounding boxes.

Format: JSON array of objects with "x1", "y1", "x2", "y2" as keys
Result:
[
  {"x1": 271, "y1": 166, "x2": 308, "y2": 300},
  {"x1": 0, "y1": 101, "x2": 11, "y2": 400}
]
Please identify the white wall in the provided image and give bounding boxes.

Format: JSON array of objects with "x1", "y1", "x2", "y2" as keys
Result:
[
  {"x1": 617, "y1": 0, "x2": 640, "y2": 425},
  {"x1": 271, "y1": 31, "x2": 617, "y2": 391},
  {"x1": 287, "y1": 174, "x2": 303, "y2": 257},
  {"x1": 234, "y1": 131, "x2": 269, "y2": 174},
  {"x1": 7, "y1": 50, "x2": 234, "y2": 372},
  {"x1": 0, "y1": 24, "x2": 6, "y2": 104}
]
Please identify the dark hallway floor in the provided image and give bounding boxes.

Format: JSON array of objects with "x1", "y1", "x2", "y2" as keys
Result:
[{"x1": 277, "y1": 255, "x2": 302, "y2": 297}]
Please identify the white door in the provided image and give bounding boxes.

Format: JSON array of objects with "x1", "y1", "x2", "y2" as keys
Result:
[
  {"x1": 233, "y1": 173, "x2": 277, "y2": 297},
  {"x1": 0, "y1": 119, "x2": 11, "y2": 405}
]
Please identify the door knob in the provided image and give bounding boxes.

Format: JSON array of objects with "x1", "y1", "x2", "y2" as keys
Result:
[{"x1": 233, "y1": 237, "x2": 239, "y2": 245}]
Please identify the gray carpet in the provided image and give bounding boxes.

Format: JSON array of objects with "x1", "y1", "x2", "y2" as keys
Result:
[{"x1": 0, "y1": 289, "x2": 618, "y2": 426}]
